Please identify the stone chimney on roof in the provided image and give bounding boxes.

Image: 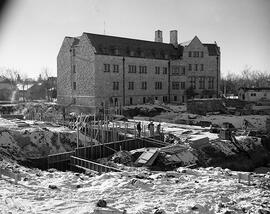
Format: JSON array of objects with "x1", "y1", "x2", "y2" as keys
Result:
[
  {"x1": 170, "y1": 30, "x2": 178, "y2": 47},
  {"x1": 155, "y1": 30, "x2": 163, "y2": 43}
]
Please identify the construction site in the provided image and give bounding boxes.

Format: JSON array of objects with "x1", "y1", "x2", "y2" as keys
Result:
[{"x1": 1, "y1": 100, "x2": 270, "y2": 213}]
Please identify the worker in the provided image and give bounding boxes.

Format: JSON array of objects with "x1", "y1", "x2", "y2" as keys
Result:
[
  {"x1": 148, "y1": 121, "x2": 154, "y2": 137},
  {"x1": 156, "y1": 123, "x2": 161, "y2": 136},
  {"x1": 136, "y1": 122, "x2": 142, "y2": 137}
]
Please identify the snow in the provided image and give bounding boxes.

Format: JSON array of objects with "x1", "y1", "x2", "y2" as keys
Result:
[{"x1": 0, "y1": 161, "x2": 269, "y2": 214}]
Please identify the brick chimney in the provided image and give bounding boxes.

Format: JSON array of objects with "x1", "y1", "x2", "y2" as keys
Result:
[
  {"x1": 155, "y1": 30, "x2": 163, "y2": 43},
  {"x1": 170, "y1": 30, "x2": 178, "y2": 47}
]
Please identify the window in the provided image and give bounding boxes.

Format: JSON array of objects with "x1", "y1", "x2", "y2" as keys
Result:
[
  {"x1": 188, "y1": 51, "x2": 192, "y2": 57},
  {"x1": 200, "y1": 64, "x2": 204, "y2": 71},
  {"x1": 182, "y1": 67, "x2": 186, "y2": 75},
  {"x1": 163, "y1": 67, "x2": 168, "y2": 74},
  {"x1": 139, "y1": 66, "x2": 147, "y2": 74},
  {"x1": 155, "y1": 97, "x2": 158, "y2": 100},
  {"x1": 114, "y1": 98, "x2": 118, "y2": 105},
  {"x1": 143, "y1": 97, "x2": 146, "y2": 103},
  {"x1": 250, "y1": 93, "x2": 257, "y2": 97},
  {"x1": 128, "y1": 65, "x2": 136, "y2": 73},
  {"x1": 190, "y1": 77, "x2": 196, "y2": 89},
  {"x1": 180, "y1": 82, "x2": 185, "y2": 89},
  {"x1": 174, "y1": 96, "x2": 177, "y2": 101},
  {"x1": 195, "y1": 64, "x2": 198, "y2": 71},
  {"x1": 208, "y1": 77, "x2": 214, "y2": 89},
  {"x1": 141, "y1": 81, "x2": 147, "y2": 90},
  {"x1": 72, "y1": 97, "x2": 76, "y2": 104},
  {"x1": 73, "y1": 65, "x2": 76, "y2": 73},
  {"x1": 130, "y1": 97, "x2": 133, "y2": 105},
  {"x1": 113, "y1": 64, "x2": 119, "y2": 73},
  {"x1": 155, "y1": 82, "x2": 162, "y2": 90},
  {"x1": 193, "y1": 51, "x2": 197, "y2": 57},
  {"x1": 188, "y1": 64, "x2": 192, "y2": 71},
  {"x1": 113, "y1": 82, "x2": 119, "y2": 90},
  {"x1": 172, "y1": 66, "x2": 180, "y2": 75},
  {"x1": 128, "y1": 82, "x2": 134, "y2": 90},
  {"x1": 201, "y1": 51, "x2": 204, "y2": 57},
  {"x1": 104, "y1": 64, "x2": 110, "y2": 72},
  {"x1": 73, "y1": 82, "x2": 76, "y2": 90},
  {"x1": 199, "y1": 77, "x2": 205, "y2": 89},
  {"x1": 155, "y1": 66, "x2": 160, "y2": 74},
  {"x1": 163, "y1": 96, "x2": 167, "y2": 102},
  {"x1": 172, "y1": 82, "x2": 179, "y2": 90},
  {"x1": 72, "y1": 49, "x2": 75, "y2": 56}
]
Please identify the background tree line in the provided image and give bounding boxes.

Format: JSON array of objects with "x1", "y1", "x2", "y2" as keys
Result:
[
  {"x1": 221, "y1": 67, "x2": 270, "y2": 95},
  {"x1": 0, "y1": 68, "x2": 56, "y2": 101}
]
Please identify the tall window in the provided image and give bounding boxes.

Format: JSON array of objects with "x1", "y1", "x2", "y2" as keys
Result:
[
  {"x1": 188, "y1": 64, "x2": 192, "y2": 71},
  {"x1": 104, "y1": 64, "x2": 110, "y2": 72},
  {"x1": 200, "y1": 64, "x2": 204, "y2": 71},
  {"x1": 201, "y1": 51, "x2": 204, "y2": 57},
  {"x1": 163, "y1": 67, "x2": 167, "y2": 74},
  {"x1": 163, "y1": 96, "x2": 167, "y2": 102},
  {"x1": 73, "y1": 65, "x2": 76, "y2": 73},
  {"x1": 174, "y1": 96, "x2": 177, "y2": 101},
  {"x1": 182, "y1": 67, "x2": 186, "y2": 75},
  {"x1": 190, "y1": 77, "x2": 196, "y2": 89},
  {"x1": 128, "y1": 82, "x2": 134, "y2": 90},
  {"x1": 72, "y1": 49, "x2": 76, "y2": 56},
  {"x1": 155, "y1": 82, "x2": 162, "y2": 90},
  {"x1": 188, "y1": 51, "x2": 192, "y2": 57},
  {"x1": 180, "y1": 82, "x2": 185, "y2": 89},
  {"x1": 208, "y1": 77, "x2": 214, "y2": 89},
  {"x1": 141, "y1": 81, "x2": 147, "y2": 90},
  {"x1": 172, "y1": 82, "x2": 179, "y2": 90},
  {"x1": 195, "y1": 64, "x2": 198, "y2": 71},
  {"x1": 139, "y1": 66, "x2": 147, "y2": 74},
  {"x1": 73, "y1": 82, "x2": 76, "y2": 90},
  {"x1": 155, "y1": 66, "x2": 160, "y2": 74},
  {"x1": 130, "y1": 97, "x2": 133, "y2": 105},
  {"x1": 128, "y1": 65, "x2": 136, "y2": 73},
  {"x1": 113, "y1": 64, "x2": 119, "y2": 73},
  {"x1": 199, "y1": 77, "x2": 205, "y2": 89},
  {"x1": 143, "y1": 97, "x2": 146, "y2": 103},
  {"x1": 113, "y1": 82, "x2": 119, "y2": 90}
]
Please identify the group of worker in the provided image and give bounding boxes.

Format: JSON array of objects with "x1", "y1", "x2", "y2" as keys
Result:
[{"x1": 136, "y1": 121, "x2": 161, "y2": 137}]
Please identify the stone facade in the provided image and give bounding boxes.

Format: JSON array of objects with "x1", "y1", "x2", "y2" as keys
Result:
[
  {"x1": 182, "y1": 36, "x2": 220, "y2": 98},
  {"x1": 57, "y1": 31, "x2": 220, "y2": 111}
]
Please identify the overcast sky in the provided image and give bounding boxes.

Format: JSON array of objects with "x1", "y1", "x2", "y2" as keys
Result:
[{"x1": 0, "y1": 0, "x2": 269, "y2": 78}]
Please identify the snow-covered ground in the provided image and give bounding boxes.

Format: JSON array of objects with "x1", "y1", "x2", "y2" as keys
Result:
[{"x1": 0, "y1": 159, "x2": 269, "y2": 214}]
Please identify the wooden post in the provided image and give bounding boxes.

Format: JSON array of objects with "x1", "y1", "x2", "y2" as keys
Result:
[
  {"x1": 76, "y1": 123, "x2": 79, "y2": 149},
  {"x1": 106, "y1": 116, "x2": 109, "y2": 143},
  {"x1": 124, "y1": 122, "x2": 127, "y2": 140},
  {"x1": 134, "y1": 124, "x2": 136, "y2": 138},
  {"x1": 112, "y1": 121, "x2": 115, "y2": 143}
]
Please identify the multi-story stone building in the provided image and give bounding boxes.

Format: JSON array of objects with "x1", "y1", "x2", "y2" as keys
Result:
[{"x1": 57, "y1": 30, "x2": 220, "y2": 112}]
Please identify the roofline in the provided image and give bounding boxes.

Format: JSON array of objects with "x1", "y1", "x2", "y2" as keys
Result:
[{"x1": 82, "y1": 32, "x2": 178, "y2": 47}]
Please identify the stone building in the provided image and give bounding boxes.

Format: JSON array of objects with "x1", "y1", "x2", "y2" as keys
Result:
[{"x1": 57, "y1": 30, "x2": 220, "y2": 112}]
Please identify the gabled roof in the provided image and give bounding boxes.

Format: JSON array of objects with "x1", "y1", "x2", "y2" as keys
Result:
[{"x1": 83, "y1": 32, "x2": 182, "y2": 59}]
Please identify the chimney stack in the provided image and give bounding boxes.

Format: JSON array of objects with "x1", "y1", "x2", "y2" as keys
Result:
[
  {"x1": 155, "y1": 30, "x2": 163, "y2": 43},
  {"x1": 170, "y1": 30, "x2": 178, "y2": 47}
]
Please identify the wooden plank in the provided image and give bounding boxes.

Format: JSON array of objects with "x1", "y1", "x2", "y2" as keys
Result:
[{"x1": 135, "y1": 148, "x2": 159, "y2": 166}]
